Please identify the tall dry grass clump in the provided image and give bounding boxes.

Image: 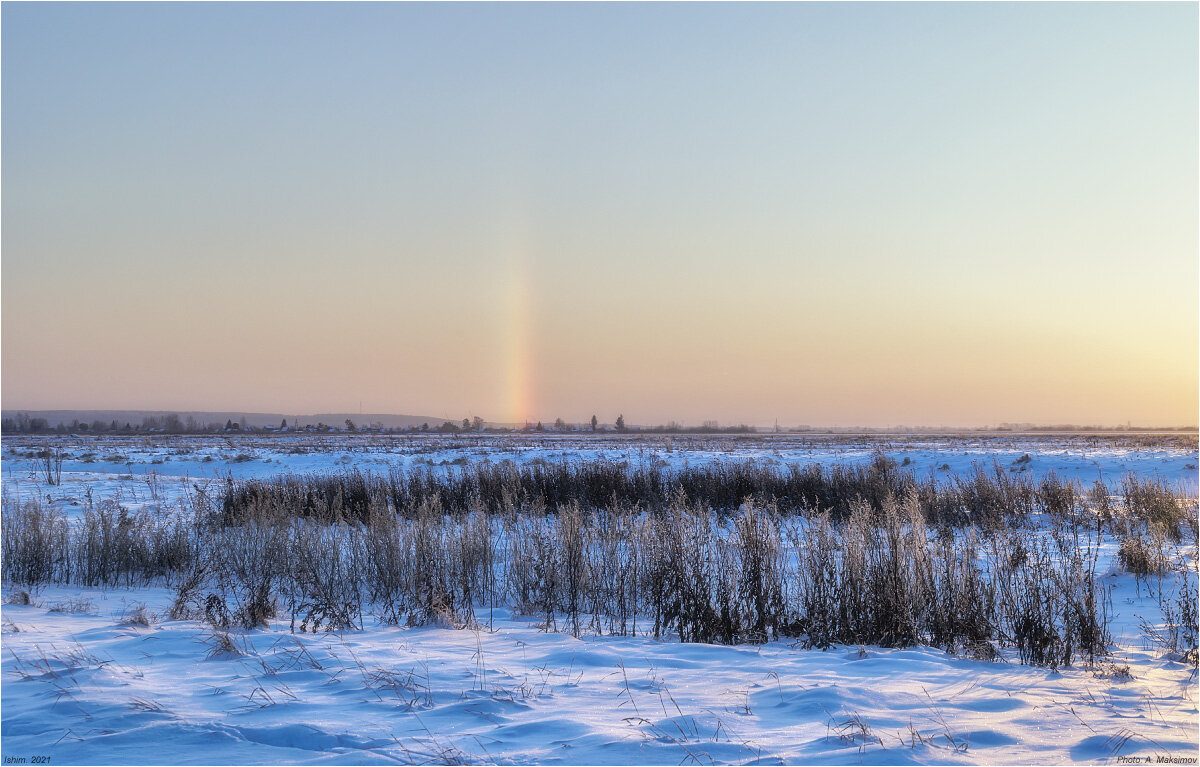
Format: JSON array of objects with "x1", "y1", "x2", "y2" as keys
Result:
[{"x1": 2, "y1": 499, "x2": 71, "y2": 585}]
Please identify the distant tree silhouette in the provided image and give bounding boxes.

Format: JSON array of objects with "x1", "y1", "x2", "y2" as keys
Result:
[
  {"x1": 591, "y1": 415, "x2": 598, "y2": 431},
  {"x1": 616, "y1": 414, "x2": 625, "y2": 431}
]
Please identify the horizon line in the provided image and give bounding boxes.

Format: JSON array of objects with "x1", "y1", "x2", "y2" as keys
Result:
[{"x1": 1, "y1": 408, "x2": 1195, "y2": 433}]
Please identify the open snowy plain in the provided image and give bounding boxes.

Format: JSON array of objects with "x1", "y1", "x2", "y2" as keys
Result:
[{"x1": 2, "y1": 432, "x2": 1197, "y2": 765}]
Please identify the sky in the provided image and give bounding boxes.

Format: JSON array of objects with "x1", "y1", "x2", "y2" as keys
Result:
[{"x1": 2, "y1": 2, "x2": 1197, "y2": 427}]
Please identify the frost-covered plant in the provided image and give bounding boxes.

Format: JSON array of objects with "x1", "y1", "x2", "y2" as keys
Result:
[
  {"x1": 1117, "y1": 530, "x2": 1169, "y2": 578},
  {"x1": 1121, "y1": 475, "x2": 1193, "y2": 542}
]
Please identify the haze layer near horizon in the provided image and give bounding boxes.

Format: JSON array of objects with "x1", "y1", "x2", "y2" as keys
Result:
[{"x1": 3, "y1": 2, "x2": 1196, "y2": 427}]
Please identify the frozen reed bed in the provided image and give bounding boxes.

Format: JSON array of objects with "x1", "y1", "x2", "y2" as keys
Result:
[{"x1": 5, "y1": 457, "x2": 1195, "y2": 668}]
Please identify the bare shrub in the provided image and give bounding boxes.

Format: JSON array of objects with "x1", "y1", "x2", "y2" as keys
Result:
[
  {"x1": 789, "y1": 511, "x2": 839, "y2": 649},
  {"x1": 989, "y1": 513, "x2": 1108, "y2": 668},
  {"x1": 1117, "y1": 531, "x2": 1169, "y2": 578},
  {"x1": 38, "y1": 448, "x2": 64, "y2": 486},
  {"x1": 733, "y1": 501, "x2": 784, "y2": 643},
  {"x1": 288, "y1": 523, "x2": 359, "y2": 632},
  {"x1": 1141, "y1": 569, "x2": 1199, "y2": 666},
  {"x1": 4, "y1": 589, "x2": 32, "y2": 606},
  {"x1": 1121, "y1": 475, "x2": 1193, "y2": 542}
]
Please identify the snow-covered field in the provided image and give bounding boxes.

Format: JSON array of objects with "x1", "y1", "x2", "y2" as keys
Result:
[
  {"x1": 2, "y1": 433, "x2": 1198, "y2": 765},
  {"x1": 2, "y1": 583, "x2": 1196, "y2": 766},
  {"x1": 3, "y1": 432, "x2": 1196, "y2": 517}
]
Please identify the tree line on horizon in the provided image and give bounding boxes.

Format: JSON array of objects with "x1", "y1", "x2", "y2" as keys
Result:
[{"x1": 0, "y1": 411, "x2": 757, "y2": 436}]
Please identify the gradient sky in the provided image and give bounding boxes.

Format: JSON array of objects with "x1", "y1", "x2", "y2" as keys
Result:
[{"x1": 3, "y1": 2, "x2": 1196, "y2": 427}]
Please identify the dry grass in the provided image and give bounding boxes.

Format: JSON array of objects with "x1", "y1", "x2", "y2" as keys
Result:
[{"x1": 5, "y1": 457, "x2": 1193, "y2": 668}]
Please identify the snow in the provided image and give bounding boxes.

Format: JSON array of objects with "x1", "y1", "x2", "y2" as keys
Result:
[
  {"x1": 2, "y1": 433, "x2": 1197, "y2": 764},
  {"x1": 3, "y1": 582, "x2": 1196, "y2": 766},
  {"x1": 3, "y1": 432, "x2": 1196, "y2": 519}
]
